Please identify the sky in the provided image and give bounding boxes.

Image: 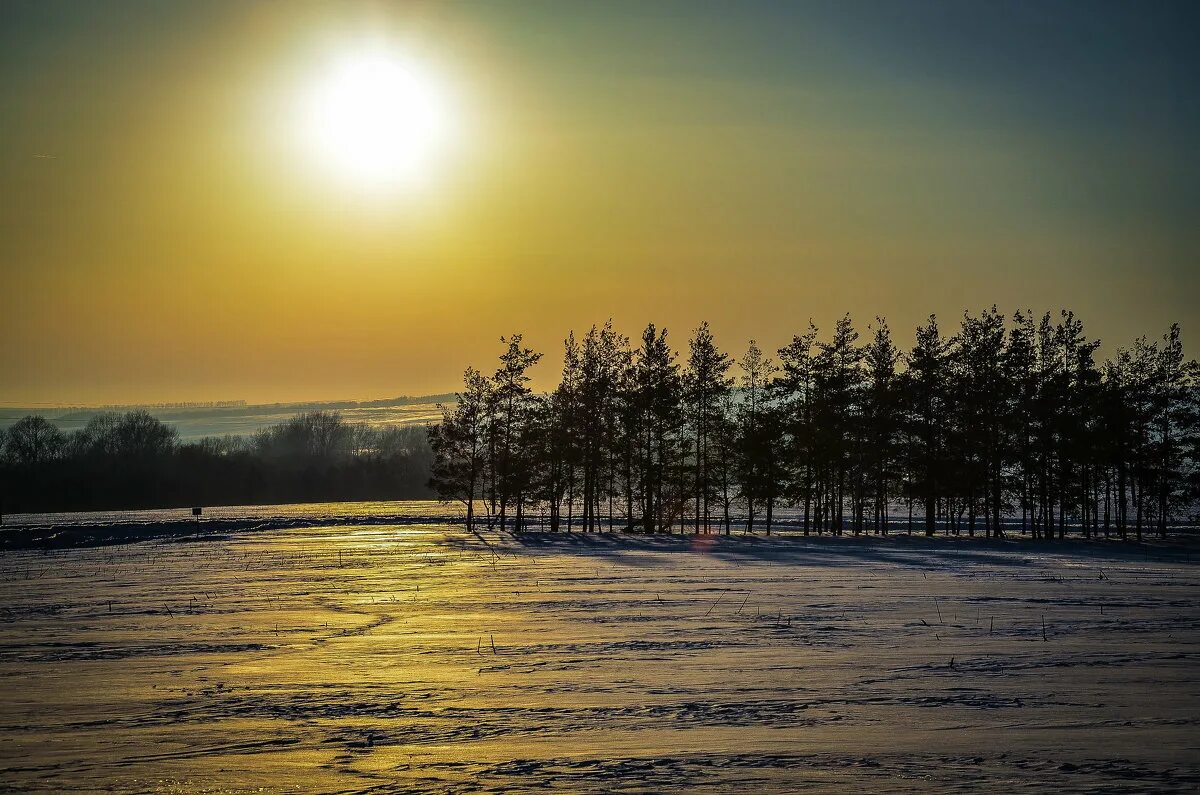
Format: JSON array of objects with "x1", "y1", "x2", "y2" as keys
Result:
[{"x1": 2, "y1": 0, "x2": 1197, "y2": 405}]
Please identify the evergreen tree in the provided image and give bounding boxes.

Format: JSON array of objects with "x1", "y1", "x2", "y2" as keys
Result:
[
  {"x1": 903, "y1": 315, "x2": 949, "y2": 536},
  {"x1": 630, "y1": 324, "x2": 682, "y2": 533},
  {"x1": 954, "y1": 307, "x2": 1008, "y2": 536},
  {"x1": 419, "y1": 312, "x2": 1198, "y2": 542},
  {"x1": 862, "y1": 318, "x2": 900, "y2": 534},
  {"x1": 736, "y1": 340, "x2": 778, "y2": 533},
  {"x1": 429, "y1": 368, "x2": 492, "y2": 529},
  {"x1": 491, "y1": 335, "x2": 542, "y2": 532},
  {"x1": 814, "y1": 315, "x2": 863, "y2": 535},
  {"x1": 777, "y1": 324, "x2": 820, "y2": 534},
  {"x1": 686, "y1": 322, "x2": 733, "y2": 534}
]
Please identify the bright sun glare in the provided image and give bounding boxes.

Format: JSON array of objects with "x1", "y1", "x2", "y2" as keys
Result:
[{"x1": 298, "y1": 46, "x2": 454, "y2": 192}]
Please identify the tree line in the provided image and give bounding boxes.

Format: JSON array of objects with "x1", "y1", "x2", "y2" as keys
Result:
[
  {"x1": 430, "y1": 311, "x2": 1200, "y2": 540},
  {"x1": 0, "y1": 410, "x2": 433, "y2": 514}
]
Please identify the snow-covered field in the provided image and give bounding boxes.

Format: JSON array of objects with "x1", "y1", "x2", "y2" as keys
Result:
[{"x1": 1, "y1": 514, "x2": 1198, "y2": 792}]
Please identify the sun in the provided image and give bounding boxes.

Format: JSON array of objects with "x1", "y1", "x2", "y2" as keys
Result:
[{"x1": 297, "y1": 46, "x2": 454, "y2": 192}]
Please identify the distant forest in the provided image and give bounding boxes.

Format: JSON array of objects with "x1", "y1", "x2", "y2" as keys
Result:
[
  {"x1": 431, "y1": 310, "x2": 1200, "y2": 539},
  {"x1": 0, "y1": 411, "x2": 433, "y2": 514}
]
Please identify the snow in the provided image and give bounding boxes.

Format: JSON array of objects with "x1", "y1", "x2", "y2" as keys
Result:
[{"x1": 1, "y1": 508, "x2": 1198, "y2": 792}]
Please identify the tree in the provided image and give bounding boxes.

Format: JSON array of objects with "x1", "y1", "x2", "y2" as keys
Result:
[
  {"x1": 255, "y1": 412, "x2": 349, "y2": 465},
  {"x1": 710, "y1": 391, "x2": 739, "y2": 536},
  {"x1": 1150, "y1": 324, "x2": 1198, "y2": 536},
  {"x1": 862, "y1": 318, "x2": 900, "y2": 534},
  {"x1": 4, "y1": 416, "x2": 65, "y2": 466},
  {"x1": 491, "y1": 335, "x2": 543, "y2": 532},
  {"x1": 903, "y1": 315, "x2": 949, "y2": 536},
  {"x1": 737, "y1": 340, "x2": 779, "y2": 533},
  {"x1": 1003, "y1": 311, "x2": 1038, "y2": 535},
  {"x1": 630, "y1": 323, "x2": 681, "y2": 533},
  {"x1": 953, "y1": 307, "x2": 1008, "y2": 536},
  {"x1": 686, "y1": 322, "x2": 733, "y2": 534},
  {"x1": 777, "y1": 324, "x2": 819, "y2": 534},
  {"x1": 813, "y1": 315, "x2": 863, "y2": 535},
  {"x1": 548, "y1": 333, "x2": 583, "y2": 531},
  {"x1": 1, "y1": 410, "x2": 433, "y2": 513},
  {"x1": 573, "y1": 322, "x2": 627, "y2": 532},
  {"x1": 429, "y1": 367, "x2": 492, "y2": 530}
]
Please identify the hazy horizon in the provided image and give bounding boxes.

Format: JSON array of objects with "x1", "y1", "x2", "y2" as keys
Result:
[
  {"x1": 0, "y1": 391, "x2": 454, "y2": 411},
  {"x1": 0, "y1": 309, "x2": 1193, "y2": 408}
]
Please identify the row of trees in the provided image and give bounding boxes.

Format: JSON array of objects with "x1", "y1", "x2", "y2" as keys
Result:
[
  {"x1": 0, "y1": 410, "x2": 433, "y2": 513},
  {"x1": 430, "y1": 312, "x2": 1200, "y2": 540}
]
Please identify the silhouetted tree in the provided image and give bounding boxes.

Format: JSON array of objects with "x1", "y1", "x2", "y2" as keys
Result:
[
  {"x1": 4, "y1": 416, "x2": 65, "y2": 466},
  {"x1": 630, "y1": 324, "x2": 681, "y2": 533},
  {"x1": 1, "y1": 409, "x2": 433, "y2": 513},
  {"x1": 815, "y1": 315, "x2": 864, "y2": 535},
  {"x1": 736, "y1": 340, "x2": 778, "y2": 533},
  {"x1": 903, "y1": 315, "x2": 949, "y2": 536},
  {"x1": 491, "y1": 335, "x2": 542, "y2": 532},
  {"x1": 429, "y1": 368, "x2": 492, "y2": 529},
  {"x1": 686, "y1": 322, "x2": 733, "y2": 534},
  {"x1": 953, "y1": 307, "x2": 1008, "y2": 536},
  {"x1": 777, "y1": 324, "x2": 819, "y2": 534},
  {"x1": 1148, "y1": 325, "x2": 1199, "y2": 536},
  {"x1": 862, "y1": 318, "x2": 901, "y2": 535},
  {"x1": 419, "y1": 313, "x2": 1196, "y2": 539},
  {"x1": 1003, "y1": 311, "x2": 1038, "y2": 534}
]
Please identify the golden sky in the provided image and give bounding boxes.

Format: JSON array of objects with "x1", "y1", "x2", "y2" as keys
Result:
[{"x1": 2, "y1": 2, "x2": 1196, "y2": 404}]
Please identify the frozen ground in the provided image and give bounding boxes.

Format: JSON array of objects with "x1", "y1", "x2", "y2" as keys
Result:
[{"x1": 1, "y1": 512, "x2": 1198, "y2": 792}]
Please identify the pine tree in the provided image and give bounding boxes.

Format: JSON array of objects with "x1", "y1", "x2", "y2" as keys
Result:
[
  {"x1": 686, "y1": 322, "x2": 733, "y2": 534},
  {"x1": 777, "y1": 324, "x2": 819, "y2": 534},
  {"x1": 862, "y1": 318, "x2": 900, "y2": 535},
  {"x1": 903, "y1": 315, "x2": 949, "y2": 536},
  {"x1": 954, "y1": 307, "x2": 1008, "y2": 536},
  {"x1": 428, "y1": 367, "x2": 492, "y2": 530},
  {"x1": 631, "y1": 324, "x2": 681, "y2": 533},
  {"x1": 424, "y1": 311, "x2": 1195, "y2": 541},
  {"x1": 814, "y1": 315, "x2": 863, "y2": 535},
  {"x1": 492, "y1": 335, "x2": 542, "y2": 532},
  {"x1": 737, "y1": 340, "x2": 778, "y2": 533}
]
